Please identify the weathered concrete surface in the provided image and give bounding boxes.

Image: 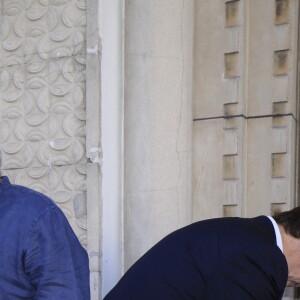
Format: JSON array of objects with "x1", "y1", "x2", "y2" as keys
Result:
[{"x1": 124, "y1": 0, "x2": 194, "y2": 269}]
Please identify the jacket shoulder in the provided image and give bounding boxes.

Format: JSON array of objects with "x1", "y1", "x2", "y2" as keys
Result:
[{"x1": 3, "y1": 183, "x2": 59, "y2": 220}]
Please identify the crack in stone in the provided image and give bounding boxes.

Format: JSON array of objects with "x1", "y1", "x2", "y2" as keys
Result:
[
  {"x1": 193, "y1": 113, "x2": 297, "y2": 122},
  {"x1": 174, "y1": 0, "x2": 186, "y2": 228}
]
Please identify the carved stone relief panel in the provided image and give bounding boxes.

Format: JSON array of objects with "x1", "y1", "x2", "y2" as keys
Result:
[
  {"x1": 0, "y1": 0, "x2": 86, "y2": 65},
  {"x1": 0, "y1": 57, "x2": 86, "y2": 170},
  {"x1": 0, "y1": 0, "x2": 88, "y2": 242}
]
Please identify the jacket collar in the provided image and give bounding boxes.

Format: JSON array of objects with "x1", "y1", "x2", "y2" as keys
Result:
[{"x1": 252, "y1": 215, "x2": 277, "y2": 244}]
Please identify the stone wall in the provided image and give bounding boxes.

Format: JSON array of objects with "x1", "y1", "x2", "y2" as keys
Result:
[
  {"x1": 193, "y1": 0, "x2": 299, "y2": 219},
  {"x1": 124, "y1": 0, "x2": 194, "y2": 269}
]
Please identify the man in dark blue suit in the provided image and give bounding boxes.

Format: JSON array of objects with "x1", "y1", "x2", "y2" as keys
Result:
[{"x1": 104, "y1": 207, "x2": 300, "y2": 299}]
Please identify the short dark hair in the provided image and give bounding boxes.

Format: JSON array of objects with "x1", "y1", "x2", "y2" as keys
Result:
[{"x1": 273, "y1": 206, "x2": 300, "y2": 238}]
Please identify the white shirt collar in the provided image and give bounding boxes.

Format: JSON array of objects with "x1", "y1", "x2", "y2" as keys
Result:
[{"x1": 267, "y1": 216, "x2": 283, "y2": 252}]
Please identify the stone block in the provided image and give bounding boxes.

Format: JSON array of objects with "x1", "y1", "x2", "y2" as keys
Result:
[
  {"x1": 246, "y1": 116, "x2": 295, "y2": 216},
  {"x1": 275, "y1": 0, "x2": 290, "y2": 25},
  {"x1": 224, "y1": 26, "x2": 240, "y2": 54},
  {"x1": 194, "y1": 0, "x2": 234, "y2": 118},
  {"x1": 272, "y1": 153, "x2": 287, "y2": 178},
  {"x1": 193, "y1": 118, "x2": 244, "y2": 221},
  {"x1": 274, "y1": 24, "x2": 290, "y2": 50},
  {"x1": 273, "y1": 49, "x2": 289, "y2": 76},
  {"x1": 224, "y1": 52, "x2": 240, "y2": 78},
  {"x1": 247, "y1": 1, "x2": 275, "y2": 116},
  {"x1": 247, "y1": 0, "x2": 297, "y2": 116},
  {"x1": 223, "y1": 204, "x2": 238, "y2": 217},
  {"x1": 223, "y1": 154, "x2": 239, "y2": 179},
  {"x1": 225, "y1": 0, "x2": 240, "y2": 27},
  {"x1": 125, "y1": 55, "x2": 185, "y2": 191},
  {"x1": 273, "y1": 76, "x2": 289, "y2": 102},
  {"x1": 223, "y1": 128, "x2": 238, "y2": 154},
  {"x1": 223, "y1": 78, "x2": 239, "y2": 104},
  {"x1": 272, "y1": 126, "x2": 287, "y2": 153}
]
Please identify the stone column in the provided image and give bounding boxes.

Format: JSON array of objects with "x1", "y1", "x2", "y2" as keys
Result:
[{"x1": 124, "y1": 0, "x2": 194, "y2": 269}]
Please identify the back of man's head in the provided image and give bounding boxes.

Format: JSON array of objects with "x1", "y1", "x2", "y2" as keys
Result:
[{"x1": 273, "y1": 207, "x2": 300, "y2": 238}]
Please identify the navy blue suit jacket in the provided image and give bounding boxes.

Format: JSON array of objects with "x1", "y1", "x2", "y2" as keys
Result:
[{"x1": 105, "y1": 216, "x2": 288, "y2": 299}]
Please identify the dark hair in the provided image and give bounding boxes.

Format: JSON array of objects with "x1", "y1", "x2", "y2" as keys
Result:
[{"x1": 273, "y1": 206, "x2": 300, "y2": 238}]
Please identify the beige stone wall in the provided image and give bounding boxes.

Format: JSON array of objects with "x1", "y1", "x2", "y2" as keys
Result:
[
  {"x1": 124, "y1": 0, "x2": 194, "y2": 269},
  {"x1": 193, "y1": 0, "x2": 299, "y2": 221}
]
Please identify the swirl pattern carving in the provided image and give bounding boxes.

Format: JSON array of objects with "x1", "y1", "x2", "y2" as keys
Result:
[{"x1": 0, "y1": 0, "x2": 87, "y2": 243}]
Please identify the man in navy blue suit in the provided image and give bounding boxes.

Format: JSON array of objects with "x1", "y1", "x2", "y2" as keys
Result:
[{"x1": 104, "y1": 207, "x2": 300, "y2": 299}]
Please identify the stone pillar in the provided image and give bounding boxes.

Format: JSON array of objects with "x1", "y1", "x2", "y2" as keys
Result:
[
  {"x1": 124, "y1": 0, "x2": 194, "y2": 269},
  {"x1": 86, "y1": 0, "x2": 102, "y2": 298}
]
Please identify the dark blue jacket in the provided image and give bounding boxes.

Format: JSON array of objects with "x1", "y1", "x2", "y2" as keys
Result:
[
  {"x1": 105, "y1": 216, "x2": 288, "y2": 299},
  {"x1": 0, "y1": 176, "x2": 90, "y2": 299}
]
